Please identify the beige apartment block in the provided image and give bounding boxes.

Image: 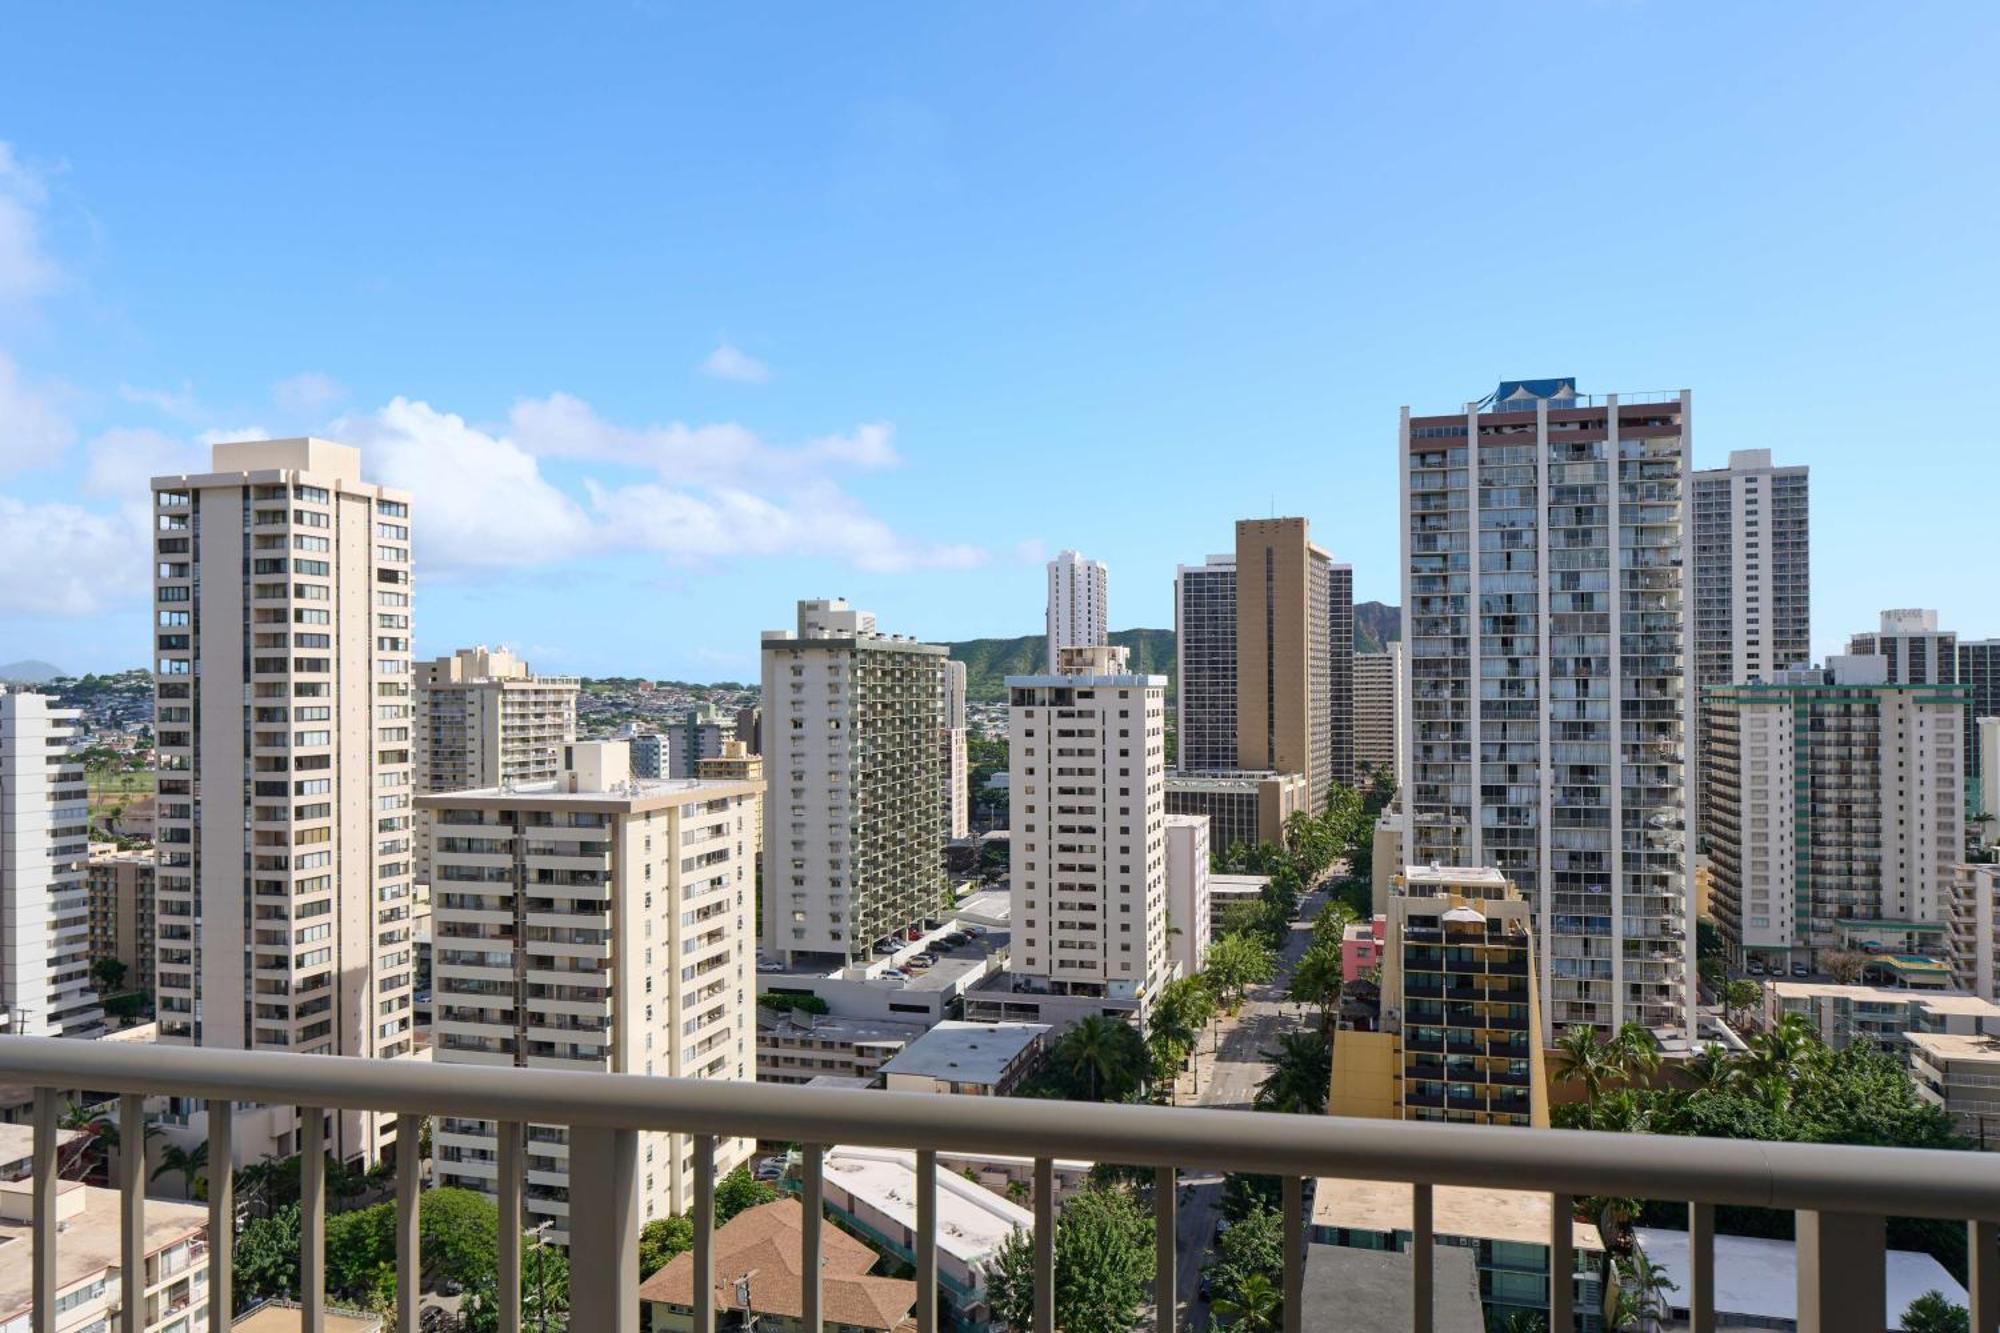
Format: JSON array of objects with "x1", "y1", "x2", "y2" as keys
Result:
[
  {"x1": 86, "y1": 844, "x2": 156, "y2": 999},
  {"x1": 1948, "y1": 862, "x2": 2000, "y2": 1003},
  {"x1": 0, "y1": 687, "x2": 103, "y2": 1038},
  {"x1": 422, "y1": 740, "x2": 760, "y2": 1241},
  {"x1": 1906, "y1": 1032, "x2": 2000, "y2": 1146},
  {"x1": 150, "y1": 437, "x2": 415, "y2": 1166},
  {"x1": 1008, "y1": 644, "x2": 1174, "y2": 1009},
  {"x1": 699, "y1": 740, "x2": 765, "y2": 876},
  {"x1": 1235, "y1": 518, "x2": 1338, "y2": 812},
  {"x1": 0, "y1": 1180, "x2": 209, "y2": 1333},
  {"x1": 942, "y1": 658, "x2": 970, "y2": 840},
  {"x1": 1353, "y1": 643, "x2": 1403, "y2": 787}
]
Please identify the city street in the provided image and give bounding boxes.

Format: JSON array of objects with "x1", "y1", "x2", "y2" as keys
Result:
[{"x1": 1161, "y1": 879, "x2": 1334, "y2": 1329}]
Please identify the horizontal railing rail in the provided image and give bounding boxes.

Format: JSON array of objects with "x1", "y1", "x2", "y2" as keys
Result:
[{"x1": 3, "y1": 1036, "x2": 1998, "y2": 1333}]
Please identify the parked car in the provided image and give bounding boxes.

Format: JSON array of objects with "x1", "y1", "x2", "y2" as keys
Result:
[
  {"x1": 1790, "y1": 962, "x2": 1811, "y2": 978},
  {"x1": 881, "y1": 968, "x2": 910, "y2": 980},
  {"x1": 941, "y1": 933, "x2": 970, "y2": 948},
  {"x1": 873, "y1": 941, "x2": 899, "y2": 955},
  {"x1": 963, "y1": 925, "x2": 986, "y2": 937},
  {"x1": 756, "y1": 960, "x2": 786, "y2": 974},
  {"x1": 1747, "y1": 960, "x2": 1766, "y2": 975}
]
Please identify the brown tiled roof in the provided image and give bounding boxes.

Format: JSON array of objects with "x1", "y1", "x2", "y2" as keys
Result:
[{"x1": 638, "y1": 1199, "x2": 917, "y2": 1332}]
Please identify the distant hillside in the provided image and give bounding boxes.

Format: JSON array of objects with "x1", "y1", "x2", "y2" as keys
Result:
[
  {"x1": 945, "y1": 604, "x2": 1399, "y2": 701},
  {"x1": 0, "y1": 659, "x2": 66, "y2": 684}
]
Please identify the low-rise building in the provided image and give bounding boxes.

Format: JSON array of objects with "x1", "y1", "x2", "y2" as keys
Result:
[
  {"x1": 1164, "y1": 771, "x2": 1307, "y2": 860},
  {"x1": 756, "y1": 1009, "x2": 923, "y2": 1086},
  {"x1": 1906, "y1": 1032, "x2": 2000, "y2": 1147},
  {"x1": 1162, "y1": 813, "x2": 1211, "y2": 978},
  {"x1": 1762, "y1": 981, "x2": 2000, "y2": 1054},
  {"x1": 0, "y1": 1179, "x2": 208, "y2": 1333},
  {"x1": 1310, "y1": 1178, "x2": 1603, "y2": 1331},
  {"x1": 1635, "y1": 1227, "x2": 1966, "y2": 1330},
  {"x1": 1208, "y1": 873, "x2": 1271, "y2": 927},
  {"x1": 640, "y1": 1198, "x2": 916, "y2": 1333},
  {"x1": 1341, "y1": 917, "x2": 1384, "y2": 984},
  {"x1": 818, "y1": 1146, "x2": 1029, "y2": 1332},
  {"x1": 1302, "y1": 1244, "x2": 1483, "y2": 1333},
  {"x1": 876, "y1": 1020, "x2": 1049, "y2": 1096}
]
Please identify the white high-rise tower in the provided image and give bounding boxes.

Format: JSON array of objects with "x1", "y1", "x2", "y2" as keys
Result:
[
  {"x1": 1046, "y1": 549, "x2": 1109, "y2": 672},
  {"x1": 0, "y1": 687, "x2": 103, "y2": 1038}
]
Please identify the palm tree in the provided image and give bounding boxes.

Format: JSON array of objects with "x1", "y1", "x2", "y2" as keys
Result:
[
  {"x1": 153, "y1": 1142, "x2": 208, "y2": 1199},
  {"x1": 1611, "y1": 1022, "x2": 1661, "y2": 1085},
  {"x1": 1553, "y1": 1026, "x2": 1621, "y2": 1105},
  {"x1": 1683, "y1": 1044, "x2": 1736, "y2": 1095},
  {"x1": 1212, "y1": 1271, "x2": 1282, "y2": 1332},
  {"x1": 1617, "y1": 1249, "x2": 1678, "y2": 1332},
  {"x1": 1254, "y1": 1032, "x2": 1332, "y2": 1115},
  {"x1": 1287, "y1": 937, "x2": 1345, "y2": 1035},
  {"x1": 1055, "y1": 1014, "x2": 1136, "y2": 1102}
]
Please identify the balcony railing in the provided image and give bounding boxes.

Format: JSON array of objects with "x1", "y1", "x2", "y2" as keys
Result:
[{"x1": 3, "y1": 1036, "x2": 1999, "y2": 1333}]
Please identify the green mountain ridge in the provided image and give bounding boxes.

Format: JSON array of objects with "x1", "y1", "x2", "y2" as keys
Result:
[{"x1": 944, "y1": 601, "x2": 1398, "y2": 701}]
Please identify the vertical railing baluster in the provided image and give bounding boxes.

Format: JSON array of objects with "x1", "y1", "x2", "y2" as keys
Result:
[
  {"x1": 1797, "y1": 1211, "x2": 1885, "y2": 1331},
  {"x1": 568, "y1": 1124, "x2": 639, "y2": 1333},
  {"x1": 32, "y1": 1088, "x2": 57, "y2": 1333},
  {"x1": 498, "y1": 1121, "x2": 523, "y2": 1333},
  {"x1": 1971, "y1": 1218, "x2": 1997, "y2": 1333},
  {"x1": 301, "y1": 1108, "x2": 326, "y2": 1333},
  {"x1": 1155, "y1": 1167, "x2": 1177, "y2": 1333},
  {"x1": 1282, "y1": 1176, "x2": 1303, "y2": 1333},
  {"x1": 803, "y1": 1144, "x2": 825, "y2": 1333},
  {"x1": 1689, "y1": 1201, "x2": 1716, "y2": 1333},
  {"x1": 694, "y1": 1134, "x2": 716, "y2": 1333},
  {"x1": 1034, "y1": 1157, "x2": 1056, "y2": 1333},
  {"x1": 917, "y1": 1151, "x2": 939, "y2": 1333},
  {"x1": 120, "y1": 1093, "x2": 146, "y2": 1333},
  {"x1": 396, "y1": 1113, "x2": 422, "y2": 1333},
  {"x1": 208, "y1": 1100, "x2": 233, "y2": 1333},
  {"x1": 1548, "y1": 1192, "x2": 1573, "y2": 1333},
  {"x1": 1410, "y1": 1183, "x2": 1432, "y2": 1333}
]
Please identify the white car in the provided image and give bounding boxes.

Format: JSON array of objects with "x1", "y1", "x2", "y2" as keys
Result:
[{"x1": 756, "y1": 961, "x2": 786, "y2": 974}]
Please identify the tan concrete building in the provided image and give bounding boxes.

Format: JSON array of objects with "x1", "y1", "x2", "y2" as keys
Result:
[
  {"x1": 86, "y1": 844, "x2": 156, "y2": 999},
  {"x1": 0, "y1": 687, "x2": 102, "y2": 1037},
  {"x1": 151, "y1": 438, "x2": 415, "y2": 1164},
  {"x1": 1907, "y1": 1032, "x2": 2000, "y2": 1147},
  {"x1": 699, "y1": 740, "x2": 765, "y2": 880},
  {"x1": 415, "y1": 645, "x2": 578, "y2": 794},
  {"x1": 942, "y1": 658, "x2": 970, "y2": 840},
  {"x1": 1948, "y1": 861, "x2": 2000, "y2": 1003},
  {"x1": 1164, "y1": 771, "x2": 1307, "y2": 860},
  {"x1": 1234, "y1": 518, "x2": 1339, "y2": 811},
  {"x1": 0, "y1": 1180, "x2": 209, "y2": 1333},
  {"x1": 1352, "y1": 643, "x2": 1403, "y2": 787},
  {"x1": 422, "y1": 740, "x2": 759, "y2": 1240}
]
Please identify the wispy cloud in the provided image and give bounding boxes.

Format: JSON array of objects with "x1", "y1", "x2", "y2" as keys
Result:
[
  {"x1": 0, "y1": 351, "x2": 73, "y2": 476},
  {"x1": 271, "y1": 371, "x2": 348, "y2": 416},
  {"x1": 0, "y1": 143, "x2": 57, "y2": 307},
  {"x1": 697, "y1": 342, "x2": 772, "y2": 384}
]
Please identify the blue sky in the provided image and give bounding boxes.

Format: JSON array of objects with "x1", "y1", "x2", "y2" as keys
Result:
[{"x1": 1, "y1": 3, "x2": 1996, "y2": 679}]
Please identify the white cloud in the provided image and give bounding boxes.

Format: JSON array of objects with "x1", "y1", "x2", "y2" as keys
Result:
[
  {"x1": 0, "y1": 496, "x2": 148, "y2": 615},
  {"x1": 272, "y1": 371, "x2": 348, "y2": 416},
  {"x1": 1013, "y1": 538, "x2": 1049, "y2": 564},
  {"x1": 697, "y1": 343, "x2": 771, "y2": 384},
  {"x1": 0, "y1": 351, "x2": 74, "y2": 476},
  {"x1": 117, "y1": 380, "x2": 204, "y2": 422},
  {"x1": 82, "y1": 427, "x2": 206, "y2": 500},
  {"x1": 331, "y1": 393, "x2": 979, "y2": 576},
  {"x1": 197, "y1": 425, "x2": 271, "y2": 446},
  {"x1": 0, "y1": 143, "x2": 57, "y2": 307}
]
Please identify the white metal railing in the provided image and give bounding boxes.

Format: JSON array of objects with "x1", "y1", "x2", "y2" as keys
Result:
[{"x1": 1, "y1": 1036, "x2": 1998, "y2": 1333}]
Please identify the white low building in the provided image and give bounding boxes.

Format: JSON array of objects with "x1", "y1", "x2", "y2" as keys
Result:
[
  {"x1": 1635, "y1": 1227, "x2": 1966, "y2": 1331},
  {"x1": 877, "y1": 1020, "x2": 1049, "y2": 1096}
]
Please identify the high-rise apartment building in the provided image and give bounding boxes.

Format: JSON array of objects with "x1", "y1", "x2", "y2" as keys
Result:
[
  {"x1": 1008, "y1": 644, "x2": 1172, "y2": 1006},
  {"x1": 1956, "y1": 641, "x2": 2000, "y2": 797},
  {"x1": 1329, "y1": 865, "x2": 1546, "y2": 1128},
  {"x1": 942, "y1": 659, "x2": 969, "y2": 840},
  {"x1": 1947, "y1": 862, "x2": 2000, "y2": 1004},
  {"x1": 660, "y1": 703, "x2": 736, "y2": 779},
  {"x1": 1327, "y1": 560, "x2": 1356, "y2": 790},
  {"x1": 1691, "y1": 449, "x2": 1810, "y2": 820},
  {"x1": 1401, "y1": 380, "x2": 1694, "y2": 1035},
  {"x1": 0, "y1": 688, "x2": 102, "y2": 1038},
  {"x1": 1235, "y1": 518, "x2": 1337, "y2": 812},
  {"x1": 415, "y1": 646, "x2": 579, "y2": 794},
  {"x1": 87, "y1": 845, "x2": 156, "y2": 1001},
  {"x1": 699, "y1": 740, "x2": 765, "y2": 877},
  {"x1": 760, "y1": 599, "x2": 947, "y2": 967},
  {"x1": 1978, "y1": 717, "x2": 2000, "y2": 846},
  {"x1": 1174, "y1": 555, "x2": 1238, "y2": 774},
  {"x1": 151, "y1": 437, "x2": 414, "y2": 1164},
  {"x1": 422, "y1": 741, "x2": 758, "y2": 1240},
  {"x1": 1353, "y1": 643, "x2": 1404, "y2": 786},
  {"x1": 735, "y1": 705, "x2": 763, "y2": 756},
  {"x1": 1707, "y1": 657, "x2": 1966, "y2": 970},
  {"x1": 1045, "y1": 550, "x2": 1109, "y2": 671},
  {"x1": 1849, "y1": 609, "x2": 1958, "y2": 685}
]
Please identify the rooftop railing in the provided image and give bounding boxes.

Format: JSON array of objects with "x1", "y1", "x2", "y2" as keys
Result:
[{"x1": 3, "y1": 1035, "x2": 1998, "y2": 1333}]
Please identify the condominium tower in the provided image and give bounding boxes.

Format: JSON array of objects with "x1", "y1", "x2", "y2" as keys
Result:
[
  {"x1": 0, "y1": 687, "x2": 103, "y2": 1038},
  {"x1": 1691, "y1": 449, "x2": 1810, "y2": 819},
  {"x1": 1173, "y1": 554, "x2": 1238, "y2": 774},
  {"x1": 1353, "y1": 643, "x2": 1404, "y2": 787},
  {"x1": 1236, "y1": 518, "x2": 1340, "y2": 812},
  {"x1": 1706, "y1": 657, "x2": 1966, "y2": 969},
  {"x1": 1957, "y1": 641, "x2": 2000, "y2": 797},
  {"x1": 1045, "y1": 549, "x2": 1109, "y2": 671},
  {"x1": 1401, "y1": 380, "x2": 1695, "y2": 1035},
  {"x1": 1007, "y1": 644, "x2": 1173, "y2": 1005},
  {"x1": 87, "y1": 845, "x2": 157, "y2": 1001},
  {"x1": 760, "y1": 600, "x2": 947, "y2": 967},
  {"x1": 422, "y1": 741, "x2": 759, "y2": 1240},
  {"x1": 415, "y1": 646, "x2": 579, "y2": 795},
  {"x1": 151, "y1": 437, "x2": 414, "y2": 1164},
  {"x1": 1849, "y1": 609, "x2": 1958, "y2": 685},
  {"x1": 942, "y1": 659, "x2": 970, "y2": 840}
]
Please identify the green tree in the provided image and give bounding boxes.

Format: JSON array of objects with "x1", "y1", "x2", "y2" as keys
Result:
[
  {"x1": 758, "y1": 991, "x2": 830, "y2": 1015},
  {"x1": 1310, "y1": 899, "x2": 1357, "y2": 945},
  {"x1": 90, "y1": 957, "x2": 128, "y2": 992},
  {"x1": 1206, "y1": 932, "x2": 1276, "y2": 1013},
  {"x1": 985, "y1": 1185, "x2": 1153, "y2": 1333},
  {"x1": 1722, "y1": 977, "x2": 1763, "y2": 1030},
  {"x1": 152, "y1": 1141, "x2": 207, "y2": 1197},
  {"x1": 1553, "y1": 1026, "x2": 1624, "y2": 1105},
  {"x1": 1052, "y1": 1014, "x2": 1147, "y2": 1102},
  {"x1": 640, "y1": 1215, "x2": 695, "y2": 1278},
  {"x1": 1206, "y1": 1203, "x2": 1284, "y2": 1315},
  {"x1": 1253, "y1": 1032, "x2": 1332, "y2": 1115},
  {"x1": 1287, "y1": 937, "x2": 1345, "y2": 1035},
  {"x1": 1212, "y1": 1271, "x2": 1282, "y2": 1332},
  {"x1": 235, "y1": 1204, "x2": 303, "y2": 1306},
  {"x1": 1901, "y1": 1291, "x2": 1972, "y2": 1333},
  {"x1": 714, "y1": 1164, "x2": 779, "y2": 1225}
]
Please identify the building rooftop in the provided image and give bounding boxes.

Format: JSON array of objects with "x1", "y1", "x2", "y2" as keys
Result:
[
  {"x1": 416, "y1": 773, "x2": 758, "y2": 811},
  {"x1": 639, "y1": 1199, "x2": 915, "y2": 1331},
  {"x1": 1311, "y1": 1178, "x2": 1603, "y2": 1252},
  {"x1": 1400, "y1": 864, "x2": 1510, "y2": 889},
  {"x1": 0, "y1": 1183, "x2": 206, "y2": 1324},
  {"x1": 1210, "y1": 873, "x2": 1272, "y2": 897},
  {"x1": 1634, "y1": 1227, "x2": 1963, "y2": 1328},
  {"x1": 878, "y1": 1021, "x2": 1049, "y2": 1087},
  {"x1": 1768, "y1": 981, "x2": 2000, "y2": 1017},
  {"x1": 0, "y1": 1121, "x2": 83, "y2": 1176},
  {"x1": 758, "y1": 1009, "x2": 927, "y2": 1047},
  {"x1": 1906, "y1": 1032, "x2": 2000, "y2": 1064},
  {"x1": 233, "y1": 1304, "x2": 383, "y2": 1333},
  {"x1": 821, "y1": 1146, "x2": 1030, "y2": 1265},
  {"x1": 1302, "y1": 1244, "x2": 1483, "y2": 1333}
]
